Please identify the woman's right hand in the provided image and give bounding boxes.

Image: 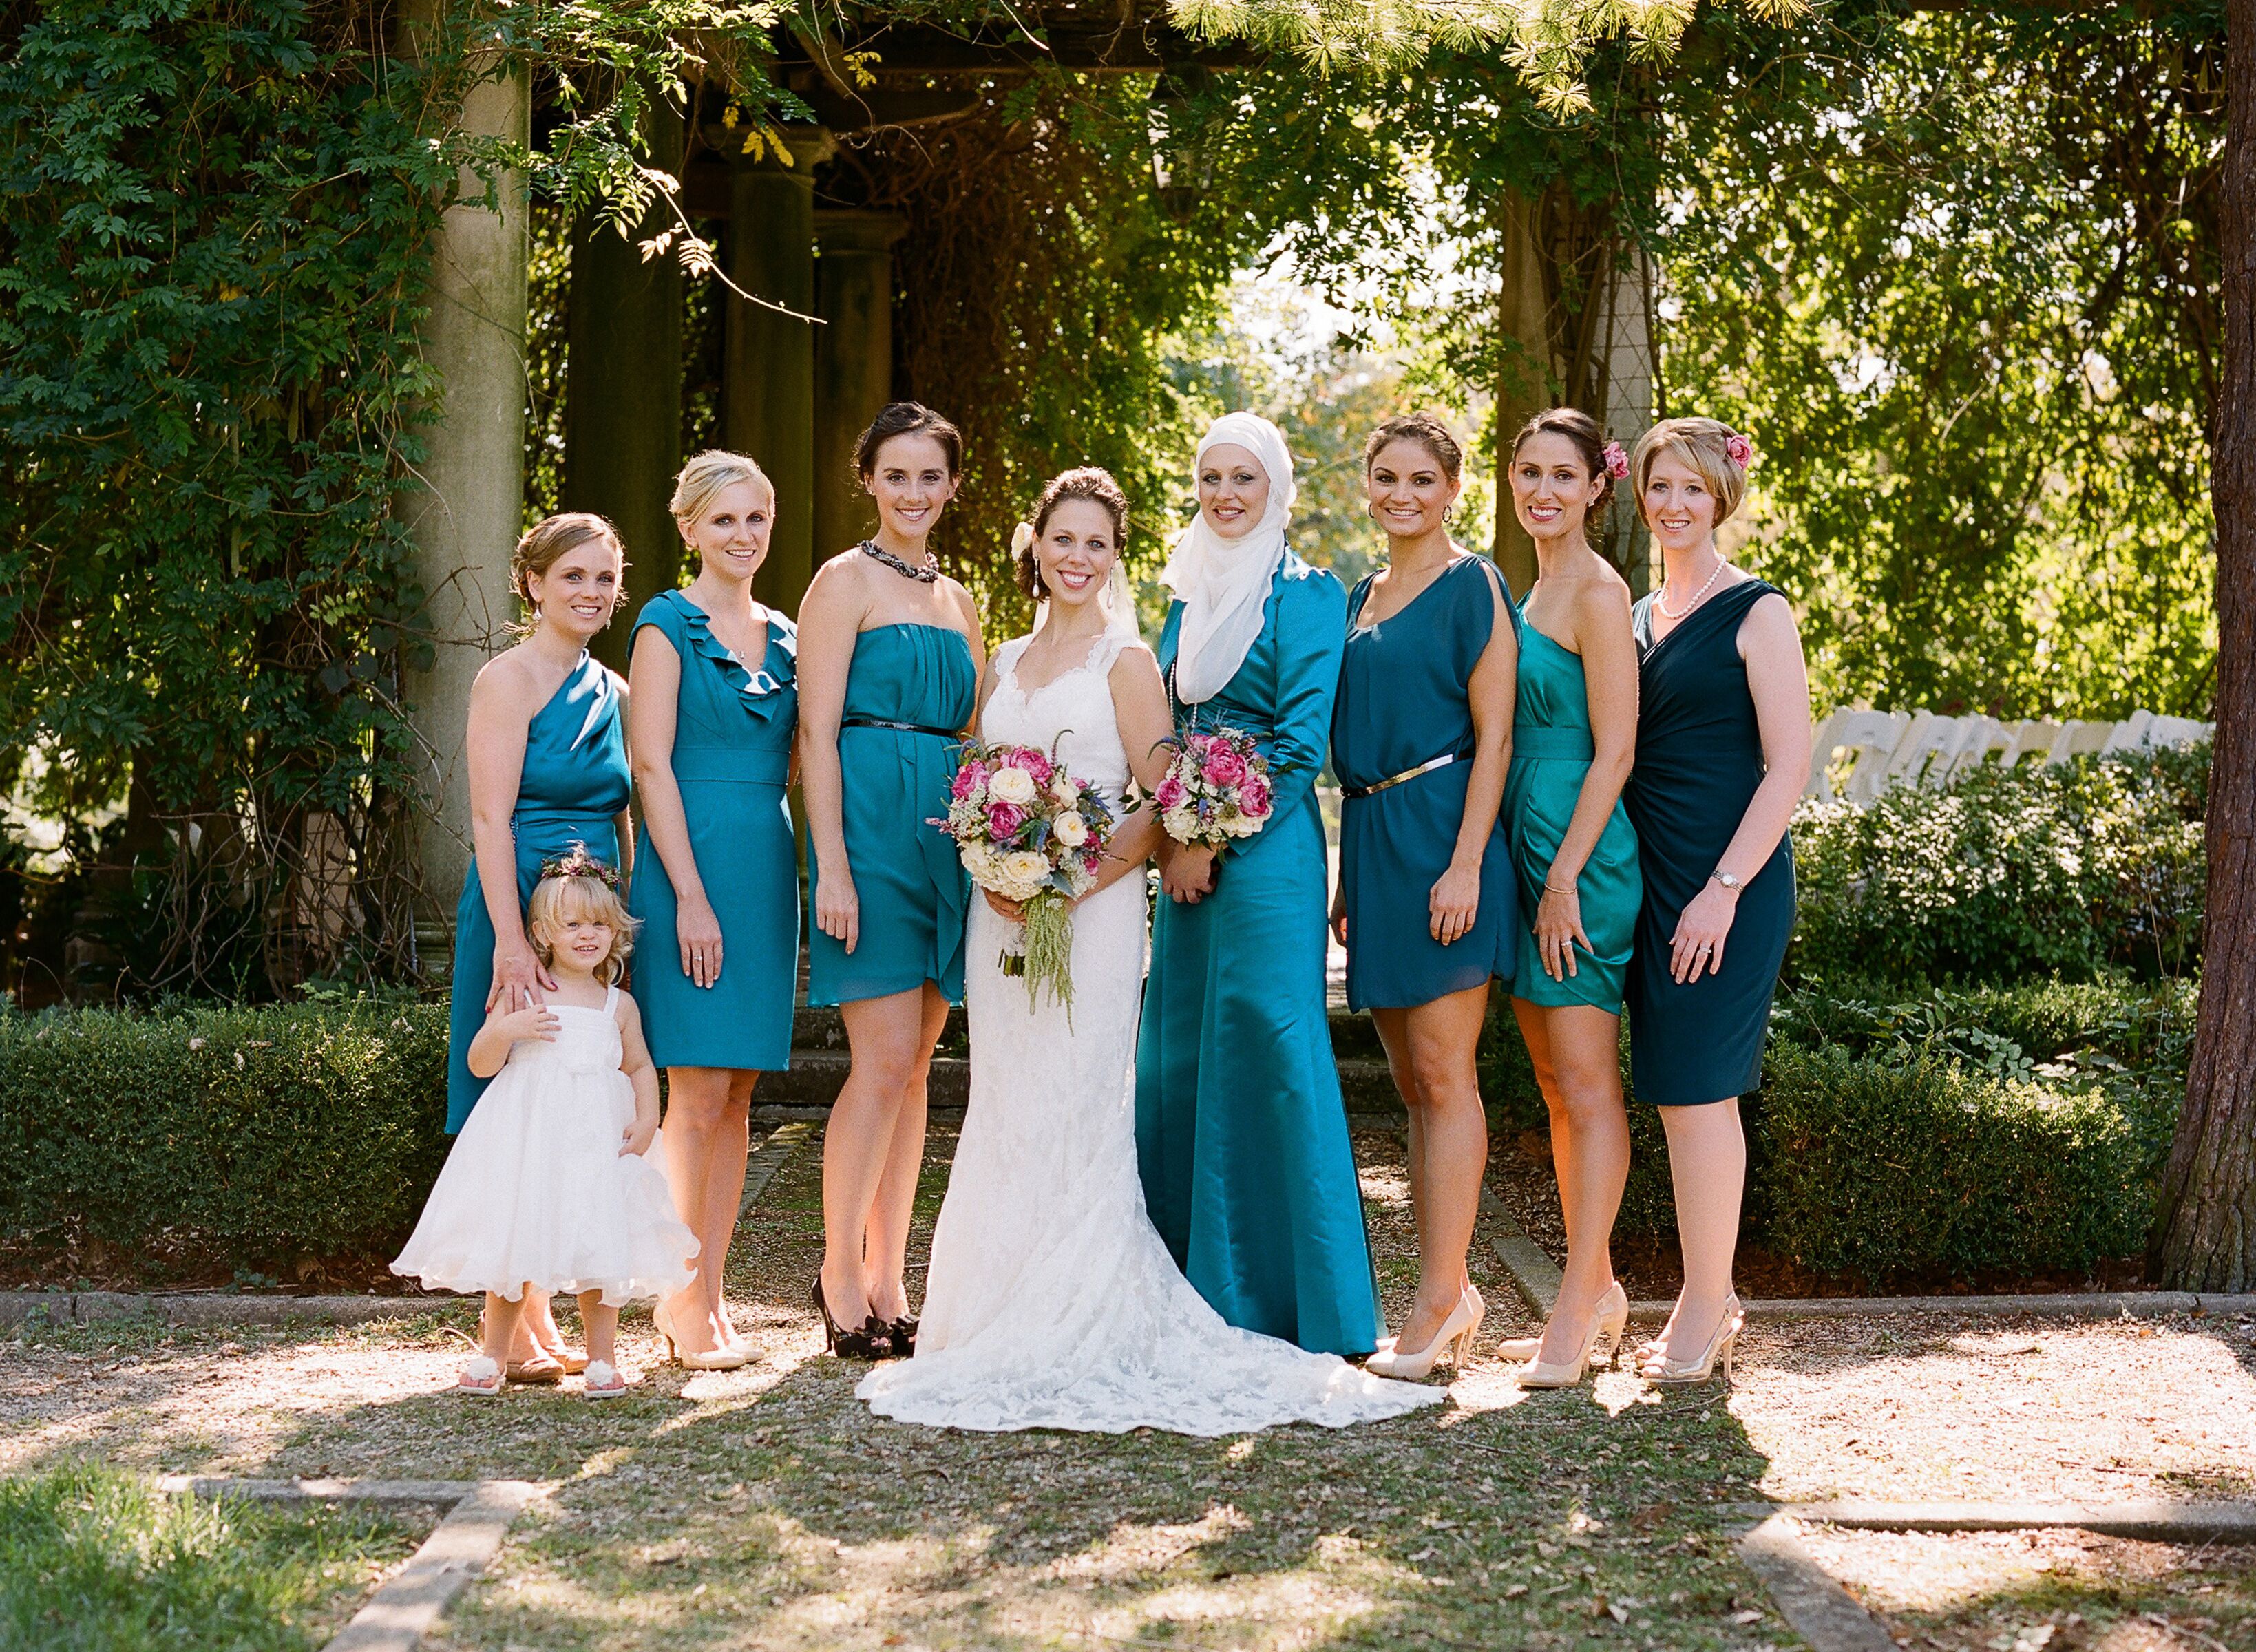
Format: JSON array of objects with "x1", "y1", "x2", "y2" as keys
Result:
[
  {"x1": 676, "y1": 892, "x2": 724, "y2": 988},
  {"x1": 1161, "y1": 843, "x2": 1218, "y2": 904},
  {"x1": 816, "y1": 862, "x2": 861, "y2": 954},
  {"x1": 1533, "y1": 878, "x2": 1591, "y2": 982},
  {"x1": 487, "y1": 939, "x2": 554, "y2": 1010},
  {"x1": 1329, "y1": 885, "x2": 1348, "y2": 947},
  {"x1": 984, "y1": 889, "x2": 1028, "y2": 924}
]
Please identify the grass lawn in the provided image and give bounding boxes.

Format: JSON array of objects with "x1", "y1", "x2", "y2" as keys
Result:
[{"x1": 0, "y1": 1462, "x2": 426, "y2": 1651}]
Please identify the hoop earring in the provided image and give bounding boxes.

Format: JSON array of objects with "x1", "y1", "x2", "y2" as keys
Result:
[
  {"x1": 1365, "y1": 502, "x2": 1378, "y2": 520},
  {"x1": 1442, "y1": 504, "x2": 1457, "y2": 525}
]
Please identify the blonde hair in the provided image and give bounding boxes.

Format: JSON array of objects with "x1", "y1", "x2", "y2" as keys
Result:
[
  {"x1": 670, "y1": 450, "x2": 773, "y2": 537},
  {"x1": 513, "y1": 512, "x2": 624, "y2": 609},
  {"x1": 526, "y1": 872, "x2": 637, "y2": 986},
  {"x1": 1630, "y1": 417, "x2": 1748, "y2": 528}
]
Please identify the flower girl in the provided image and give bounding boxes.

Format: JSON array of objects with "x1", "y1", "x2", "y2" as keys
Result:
[{"x1": 394, "y1": 849, "x2": 699, "y2": 1397}]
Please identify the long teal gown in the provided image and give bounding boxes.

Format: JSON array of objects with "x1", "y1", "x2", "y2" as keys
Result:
[
  {"x1": 1331, "y1": 554, "x2": 1517, "y2": 1012},
  {"x1": 447, "y1": 652, "x2": 631, "y2": 1132},
  {"x1": 1625, "y1": 580, "x2": 1796, "y2": 1105},
  {"x1": 626, "y1": 590, "x2": 800, "y2": 1072},
  {"x1": 808, "y1": 623, "x2": 976, "y2": 1007},
  {"x1": 1134, "y1": 552, "x2": 1383, "y2": 1357},
  {"x1": 1503, "y1": 597, "x2": 1643, "y2": 1013}
]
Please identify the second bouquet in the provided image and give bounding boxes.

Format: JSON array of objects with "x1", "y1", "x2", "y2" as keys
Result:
[{"x1": 936, "y1": 739, "x2": 1119, "y2": 1012}]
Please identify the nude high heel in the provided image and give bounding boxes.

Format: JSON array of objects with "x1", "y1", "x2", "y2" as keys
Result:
[
  {"x1": 1513, "y1": 1283, "x2": 1630, "y2": 1389},
  {"x1": 1367, "y1": 1286, "x2": 1484, "y2": 1379},
  {"x1": 1497, "y1": 1281, "x2": 1627, "y2": 1365},
  {"x1": 1639, "y1": 1294, "x2": 1743, "y2": 1388},
  {"x1": 655, "y1": 1300, "x2": 749, "y2": 1372}
]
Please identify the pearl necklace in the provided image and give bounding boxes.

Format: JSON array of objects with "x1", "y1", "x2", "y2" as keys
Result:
[{"x1": 1657, "y1": 555, "x2": 1727, "y2": 620}]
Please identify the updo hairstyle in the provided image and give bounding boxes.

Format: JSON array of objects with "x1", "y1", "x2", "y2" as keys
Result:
[
  {"x1": 1363, "y1": 411, "x2": 1465, "y2": 483},
  {"x1": 855, "y1": 401, "x2": 964, "y2": 479},
  {"x1": 670, "y1": 449, "x2": 772, "y2": 536},
  {"x1": 1013, "y1": 467, "x2": 1130, "y2": 603},
  {"x1": 1629, "y1": 416, "x2": 1748, "y2": 527},
  {"x1": 512, "y1": 511, "x2": 624, "y2": 612},
  {"x1": 1510, "y1": 407, "x2": 1615, "y2": 534}
]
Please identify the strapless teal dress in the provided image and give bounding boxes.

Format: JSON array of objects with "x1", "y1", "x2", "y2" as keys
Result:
[
  {"x1": 447, "y1": 652, "x2": 631, "y2": 1132},
  {"x1": 1331, "y1": 555, "x2": 1517, "y2": 1011},
  {"x1": 1134, "y1": 553, "x2": 1383, "y2": 1357},
  {"x1": 626, "y1": 591, "x2": 800, "y2": 1072},
  {"x1": 808, "y1": 623, "x2": 976, "y2": 1006},
  {"x1": 1502, "y1": 602, "x2": 1641, "y2": 1013}
]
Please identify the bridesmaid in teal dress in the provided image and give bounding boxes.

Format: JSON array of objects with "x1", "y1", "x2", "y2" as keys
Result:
[
  {"x1": 1623, "y1": 417, "x2": 1810, "y2": 1388},
  {"x1": 626, "y1": 450, "x2": 799, "y2": 1370},
  {"x1": 1135, "y1": 412, "x2": 1380, "y2": 1357},
  {"x1": 799, "y1": 403, "x2": 984, "y2": 1362},
  {"x1": 1327, "y1": 412, "x2": 1517, "y2": 1380},
  {"x1": 1497, "y1": 408, "x2": 1646, "y2": 1390},
  {"x1": 448, "y1": 511, "x2": 634, "y2": 1374}
]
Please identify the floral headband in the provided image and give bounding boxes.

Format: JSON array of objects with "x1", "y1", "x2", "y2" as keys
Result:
[{"x1": 537, "y1": 844, "x2": 621, "y2": 890}]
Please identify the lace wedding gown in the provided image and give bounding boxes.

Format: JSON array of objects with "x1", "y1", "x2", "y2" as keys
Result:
[{"x1": 857, "y1": 633, "x2": 1442, "y2": 1434}]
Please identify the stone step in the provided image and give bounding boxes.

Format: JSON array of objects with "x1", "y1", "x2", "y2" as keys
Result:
[
  {"x1": 757, "y1": 1050, "x2": 1402, "y2": 1113},
  {"x1": 788, "y1": 1003, "x2": 1382, "y2": 1060}
]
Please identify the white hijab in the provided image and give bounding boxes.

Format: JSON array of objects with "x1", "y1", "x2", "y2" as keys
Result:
[{"x1": 1161, "y1": 412, "x2": 1296, "y2": 705}]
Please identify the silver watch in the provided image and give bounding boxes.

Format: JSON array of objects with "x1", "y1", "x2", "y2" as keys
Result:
[{"x1": 1711, "y1": 870, "x2": 1744, "y2": 893}]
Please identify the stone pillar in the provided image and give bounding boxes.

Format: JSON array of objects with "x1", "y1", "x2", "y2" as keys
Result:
[
  {"x1": 565, "y1": 96, "x2": 686, "y2": 671},
  {"x1": 812, "y1": 211, "x2": 906, "y2": 566},
  {"x1": 1601, "y1": 245, "x2": 1656, "y2": 597},
  {"x1": 723, "y1": 126, "x2": 834, "y2": 617},
  {"x1": 1492, "y1": 188, "x2": 1553, "y2": 599},
  {"x1": 398, "y1": 26, "x2": 531, "y2": 912}
]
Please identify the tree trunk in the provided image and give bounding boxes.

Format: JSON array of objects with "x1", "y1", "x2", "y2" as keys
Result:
[{"x1": 2153, "y1": 0, "x2": 2256, "y2": 1291}]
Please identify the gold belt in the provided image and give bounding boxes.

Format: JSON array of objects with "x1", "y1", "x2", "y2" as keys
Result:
[{"x1": 1341, "y1": 752, "x2": 1460, "y2": 800}]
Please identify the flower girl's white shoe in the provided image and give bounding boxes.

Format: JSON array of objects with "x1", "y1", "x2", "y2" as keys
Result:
[
  {"x1": 582, "y1": 1359, "x2": 629, "y2": 1399},
  {"x1": 1513, "y1": 1284, "x2": 1630, "y2": 1388},
  {"x1": 1366, "y1": 1286, "x2": 1484, "y2": 1379},
  {"x1": 1497, "y1": 1280, "x2": 1627, "y2": 1364}
]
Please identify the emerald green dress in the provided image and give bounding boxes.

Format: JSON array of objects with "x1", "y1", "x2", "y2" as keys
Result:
[{"x1": 1502, "y1": 600, "x2": 1641, "y2": 1013}]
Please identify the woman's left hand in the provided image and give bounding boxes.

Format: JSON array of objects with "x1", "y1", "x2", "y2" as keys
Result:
[
  {"x1": 1428, "y1": 862, "x2": 1479, "y2": 946},
  {"x1": 1669, "y1": 880, "x2": 1738, "y2": 984}
]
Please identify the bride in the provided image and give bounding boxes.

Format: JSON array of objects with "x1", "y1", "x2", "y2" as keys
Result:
[{"x1": 857, "y1": 467, "x2": 1441, "y2": 1433}]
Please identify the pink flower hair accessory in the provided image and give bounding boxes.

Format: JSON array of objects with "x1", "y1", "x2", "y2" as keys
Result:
[
  {"x1": 1724, "y1": 431, "x2": 1756, "y2": 469},
  {"x1": 1601, "y1": 441, "x2": 1630, "y2": 481}
]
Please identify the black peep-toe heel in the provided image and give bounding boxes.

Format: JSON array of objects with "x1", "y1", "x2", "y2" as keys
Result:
[{"x1": 812, "y1": 1276, "x2": 888, "y2": 1360}]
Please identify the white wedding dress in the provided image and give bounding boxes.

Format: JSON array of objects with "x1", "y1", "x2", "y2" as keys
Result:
[{"x1": 856, "y1": 633, "x2": 1441, "y2": 1434}]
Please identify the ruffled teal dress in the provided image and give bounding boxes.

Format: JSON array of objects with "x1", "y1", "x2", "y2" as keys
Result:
[
  {"x1": 1331, "y1": 554, "x2": 1518, "y2": 1012},
  {"x1": 1503, "y1": 600, "x2": 1642, "y2": 1013},
  {"x1": 447, "y1": 652, "x2": 631, "y2": 1132},
  {"x1": 626, "y1": 590, "x2": 800, "y2": 1072},
  {"x1": 1134, "y1": 553, "x2": 1383, "y2": 1357},
  {"x1": 808, "y1": 623, "x2": 976, "y2": 1007}
]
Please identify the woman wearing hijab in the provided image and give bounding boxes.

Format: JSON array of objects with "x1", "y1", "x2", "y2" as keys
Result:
[{"x1": 1133, "y1": 414, "x2": 1384, "y2": 1359}]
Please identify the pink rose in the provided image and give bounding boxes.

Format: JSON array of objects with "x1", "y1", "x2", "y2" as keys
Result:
[
  {"x1": 1241, "y1": 775, "x2": 1273, "y2": 818},
  {"x1": 1020, "y1": 748, "x2": 1054, "y2": 785},
  {"x1": 951, "y1": 764, "x2": 981, "y2": 801},
  {"x1": 1083, "y1": 849, "x2": 1102, "y2": 876},
  {"x1": 987, "y1": 801, "x2": 1026, "y2": 839},
  {"x1": 1155, "y1": 774, "x2": 1188, "y2": 811},
  {"x1": 1203, "y1": 745, "x2": 1247, "y2": 788},
  {"x1": 1725, "y1": 431, "x2": 1755, "y2": 469}
]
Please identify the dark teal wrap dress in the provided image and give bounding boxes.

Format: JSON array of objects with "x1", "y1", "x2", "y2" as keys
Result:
[
  {"x1": 1625, "y1": 580, "x2": 1796, "y2": 1106},
  {"x1": 808, "y1": 623, "x2": 976, "y2": 1008},
  {"x1": 447, "y1": 652, "x2": 631, "y2": 1132},
  {"x1": 1331, "y1": 554, "x2": 1518, "y2": 1013},
  {"x1": 626, "y1": 591, "x2": 800, "y2": 1072},
  {"x1": 1134, "y1": 553, "x2": 1384, "y2": 1357}
]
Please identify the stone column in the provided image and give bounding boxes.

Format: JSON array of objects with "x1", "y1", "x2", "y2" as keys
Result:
[
  {"x1": 398, "y1": 28, "x2": 531, "y2": 914},
  {"x1": 1492, "y1": 187, "x2": 1554, "y2": 599},
  {"x1": 812, "y1": 211, "x2": 906, "y2": 566},
  {"x1": 723, "y1": 126, "x2": 834, "y2": 617},
  {"x1": 1601, "y1": 245, "x2": 1656, "y2": 597},
  {"x1": 565, "y1": 96, "x2": 686, "y2": 671}
]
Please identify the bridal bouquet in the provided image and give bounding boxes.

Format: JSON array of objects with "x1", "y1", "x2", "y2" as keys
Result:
[
  {"x1": 1155, "y1": 726, "x2": 1274, "y2": 851},
  {"x1": 937, "y1": 739, "x2": 1119, "y2": 1011}
]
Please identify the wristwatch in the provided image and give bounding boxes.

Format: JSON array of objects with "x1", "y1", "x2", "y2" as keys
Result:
[{"x1": 1711, "y1": 870, "x2": 1744, "y2": 893}]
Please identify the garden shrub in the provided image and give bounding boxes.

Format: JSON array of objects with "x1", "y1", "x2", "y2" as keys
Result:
[
  {"x1": 1788, "y1": 745, "x2": 2207, "y2": 986},
  {"x1": 0, "y1": 999, "x2": 448, "y2": 1256}
]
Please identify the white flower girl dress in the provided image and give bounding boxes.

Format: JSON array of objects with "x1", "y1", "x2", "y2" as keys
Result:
[{"x1": 394, "y1": 986, "x2": 698, "y2": 1305}]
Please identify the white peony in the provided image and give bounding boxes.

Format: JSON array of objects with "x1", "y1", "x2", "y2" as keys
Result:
[
  {"x1": 1050, "y1": 774, "x2": 1080, "y2": 806},
  {"x1": 1000, "y1": 849, "x2": 1051, "y2": 898},
  {"x1": 1053, "y1": 810, "x2": 1088, "y2": 849},
  {"x1": 989, "y1": 765, "x2": 1038, "y2": 805}
]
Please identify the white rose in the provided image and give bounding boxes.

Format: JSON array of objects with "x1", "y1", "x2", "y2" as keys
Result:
[
  {"x1": 1054, "y1": 810, "x2": 1088, "y2": 849},
  {"x1": 989, "y1": 766, "x2": 1038, "y2": 805},
  {"x1": 1050, "y1": 774, "x2": 1079, "y2": 806},
  {"x1": 1001, "y1": 849, "x2": 1051, "y2": 896}
]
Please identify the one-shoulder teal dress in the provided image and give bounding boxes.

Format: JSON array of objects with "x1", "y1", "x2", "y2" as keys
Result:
[
  {"x1": 1503, "y1": 600, "x2": 1642, "y2": 1013},
  {"x1": 1331, "y1": 555, "x2": 1517, "y2": 1012},
  {"x1": 1134, "y1": 553, "x2": 1383, "y2": 1357},
  {"x1": 1626, "y1": 580, "x2": 1795, "y2": 1105},
  {"x1": 626, "y1": 591, "x2": 800, "y2": 1072},
  {"x1": 808, "y1": 623, "x2": 976, "y2": 1007},
  {"x1": 447, "y1": 652, "x2": 631, "y2": 1132}
]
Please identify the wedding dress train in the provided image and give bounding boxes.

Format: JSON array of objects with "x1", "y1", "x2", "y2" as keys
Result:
[{"x1": 856, "y1": 633, "x2": 1441, "y2": 1434}]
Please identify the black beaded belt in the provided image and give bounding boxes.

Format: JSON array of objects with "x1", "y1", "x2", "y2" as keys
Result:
[
  {"x1": 1341, "y1": 752, "x2": 1462, "y2": 799},
  {"x1": 841, "y1": 716, "x2": 960, "y2": 739}
]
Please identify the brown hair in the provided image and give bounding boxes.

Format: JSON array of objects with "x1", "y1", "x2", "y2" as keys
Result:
[
  {"x1": 1014, "y1": 468, "x2": 1130, "y2": 602},
  {"x1": 1629, "y1": 416, "x2": 1748, "y2": 527},
  {"x1": 854, "y1": 401, "x2": 964, "y2": 480},
  {"x1": 1364, "y1": 411, "x2": 1465, "y2": 483},
  {"x1": 1510, "y1": 407, "x2": 1615, "y2": 540},
  {"x1": 512, "y1": 511, "x2": 624, "y2": 610},
  {"x1": 670, "y1": 450, "x2": 772, "y2": 534},
  {"x1": 526, "y1": 869, "x2": 637, "y2": 988}
]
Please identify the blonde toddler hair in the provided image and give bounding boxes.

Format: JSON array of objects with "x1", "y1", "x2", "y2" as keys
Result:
[
  {"x1": 526, "y1": 870, "x2": 637, "y2": 986},
  {"x1": 1630, "y1": 417, "x2": 1749, "y2": 528}
]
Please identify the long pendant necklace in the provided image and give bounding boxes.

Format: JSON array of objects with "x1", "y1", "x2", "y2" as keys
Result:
[
  {"x1": 860, "y1": 540, "x2": 939, "y2": 584},
  {"x1": 1657, "y1": 555, "x2": 1727, "y2": 620}
]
